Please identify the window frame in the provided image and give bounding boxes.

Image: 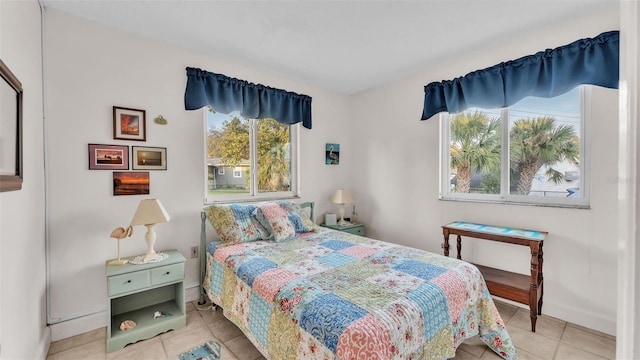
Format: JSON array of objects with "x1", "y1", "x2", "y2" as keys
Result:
[
  {"x1": 439, "y1": 86, "x2": 591, "y2": 208},
  {"x1": 203, "y1": 110, "x2": 299, "y2": 204}
]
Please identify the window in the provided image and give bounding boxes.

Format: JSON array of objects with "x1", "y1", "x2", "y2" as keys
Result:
[
  {"x1": 440, "y1": 86, "x2": 589, "y2": 207},
  {"x1": 205, "y1": 108, "x2": 297, "y2": 202}
]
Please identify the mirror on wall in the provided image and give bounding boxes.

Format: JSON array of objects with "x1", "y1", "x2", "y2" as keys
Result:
[{"x1": 0, "y1": 59, "x2": 23, "y2": 192}]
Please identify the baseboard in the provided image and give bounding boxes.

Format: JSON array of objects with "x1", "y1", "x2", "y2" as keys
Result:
[
  {"x1": 493, "y1": 295, "x2": 616, "y2": 336},
  {"x1": 543, "y1": 301, "x2": 616, "y2": 336},
  {"x1": 49, "y1": 311, "x2": 109, "y2": 342},
  {"x1": 185, "y1": 282, "x2": 201, "y2": 304},
  {"x1": 35, "y1": 327, "x2": 52, "y2": 360},
  {"x1": 49, "y1": 283, "x2": 201, "y2": 342}
]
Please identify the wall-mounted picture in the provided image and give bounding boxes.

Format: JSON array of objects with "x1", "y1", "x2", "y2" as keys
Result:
[
  {"x1": 113, "y1": 171, "x2": 149, "y2": 196},
  {"x1": 132, "y1": 146, "x2": 166, "y2": 170},
  {"x1": 88, "y1": 144, "x2": 129, "y2": 170},
  {"x1": 113, "y1": 106, "x2": 146, "y2": 141},
  {"x1": 325, "y1": 143, "x2": 340, "y2": 165}
]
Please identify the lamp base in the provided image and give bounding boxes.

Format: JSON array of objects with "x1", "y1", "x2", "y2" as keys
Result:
[
  {"x1": 107, "y1": 259, "x2": 128, "y2": 266},
  {"x1": 141, "y1": 253, "x2": 162, "y2": 263}
]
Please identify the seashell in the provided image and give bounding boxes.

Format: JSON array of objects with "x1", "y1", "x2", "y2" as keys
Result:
[{"x1": 120, "y1": 320, "x2": 136, "y2": 331}]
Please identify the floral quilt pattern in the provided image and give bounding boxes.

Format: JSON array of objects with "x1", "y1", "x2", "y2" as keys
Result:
[{"x1": 205, "y1": 229, "x2": 517, "y2": 360}]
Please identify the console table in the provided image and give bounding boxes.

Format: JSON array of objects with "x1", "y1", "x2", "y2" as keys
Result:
[{"x1": 442, "y1": 221, "x2": 547, "y2": 332}]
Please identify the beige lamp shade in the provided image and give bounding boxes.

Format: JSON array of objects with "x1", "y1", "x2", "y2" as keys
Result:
[
  {"x1": 331, "y1": 189, "x2": 354, "y2": 205},
  {"x1": 130, "y1": 199, "x2": 171, "y2": 226}
]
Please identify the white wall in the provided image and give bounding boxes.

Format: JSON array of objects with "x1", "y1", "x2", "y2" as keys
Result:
[
  {"x1": 0, "y1": 0, "x2": 48, "y2": 358},
  {"x1": 350, "y1": 7, "x2": 620, "y2": 335},
  {"x1": 43, "y1": 9, "x2": 353, "y2": 340}
]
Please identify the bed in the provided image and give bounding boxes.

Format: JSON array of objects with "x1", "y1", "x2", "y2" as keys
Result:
[{"x1": 199, "y1": 200, "x2": 517, "y2": 360}]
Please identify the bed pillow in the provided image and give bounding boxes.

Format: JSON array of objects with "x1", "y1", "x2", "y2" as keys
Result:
[
  {"x1": 254, "y1": 202, "x2": 296, "y2": 242},
  {"x1": 276, "y1": 200, "x2": 319, "y2": 233},
  {"x1": 205, "y1": 203, "x2": 268, "y2": 246}
]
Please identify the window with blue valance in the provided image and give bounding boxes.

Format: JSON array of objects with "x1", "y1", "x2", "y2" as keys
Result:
[
  {"x1": 421, "y1": 30, "x2": 619, "y2": 120},
  {"x1": 184, "y1": 67, "x2": 313, "y2": 129}
]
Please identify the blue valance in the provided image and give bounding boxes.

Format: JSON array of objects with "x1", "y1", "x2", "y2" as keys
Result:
[
  {"x1": 184, "y1": 67, "x2": 313, "y2": 129},
  {"x1": 421, "y1": 30, "x2": 619, "y2": 120}
]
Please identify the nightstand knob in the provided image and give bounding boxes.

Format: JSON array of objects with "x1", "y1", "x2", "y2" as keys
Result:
[
  {"x1": 165, "y1": 271, "x2": 170, "y2": 275},
  {"x1": 126, "y1": 280, "x2": 131, "y2": 284}
]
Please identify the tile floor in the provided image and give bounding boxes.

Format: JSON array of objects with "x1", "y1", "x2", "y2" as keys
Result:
[{"x1": 46, "y1": 299, "x2": 616, "y2": 360}]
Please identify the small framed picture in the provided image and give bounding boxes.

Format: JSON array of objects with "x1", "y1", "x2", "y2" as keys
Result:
[
  {"x1": 132, "y1": 146, "x2": 167, "y2": 170},
  {"x1": 88, "y1": 144, "x2": 129, "y2": 170},
  {"x1": 113, "y1": 171, "x2": 149, "y2": 196},
  {"x1": 325, "y1": 143, "x2": 340, "y2": 165},
  {"x1": 113, "y1": 106, "x2": 146, "y2": 141}
]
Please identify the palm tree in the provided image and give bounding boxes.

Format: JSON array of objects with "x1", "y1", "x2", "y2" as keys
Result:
[
  {"x1": 450, "y1": 111, "x2": 501, "y2": 193},
  {"x1": 510, "y1": 116, "x2": 579, "y2": 195}
]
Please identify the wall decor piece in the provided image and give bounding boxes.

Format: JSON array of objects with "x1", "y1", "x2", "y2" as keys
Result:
[
  {"x1": 113, "y1": 106, "x2": 146, "y2": 141},
  {"x1": 88, "y1": 144, "x2": 129, "y2": 170},
  {"x1": 325, "y1": 143, "x2": 340, "y2": 165},
  {"x1": 0, "y1": 59, "x2": 23, "y2": 192},
  {"x1": 132, "y1": 146, "x2": 166, "y2": 170},
  {"x1": 113, "y1": 171, "x2": 149, "y2": 196}
]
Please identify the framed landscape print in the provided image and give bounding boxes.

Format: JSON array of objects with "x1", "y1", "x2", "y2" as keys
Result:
[
  {"x1": 132, "y1": 146, "x2": 166, "y2": 170},
  {"x1": 88, "y1": 144, "x2": 129, "y2": 170},
  {"x1": 113, "y1": 106, "x2": 146, "y2": 141},
  {"x1": 113, "y1": 171, "x2": 149, "y2": 196}
]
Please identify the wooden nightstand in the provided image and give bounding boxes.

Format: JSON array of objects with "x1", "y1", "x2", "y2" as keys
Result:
[
  {"x1": 321, "y1": 222, "x2": 365, "y2": 236},
  {"x1": 105, "y1": 249, "x2": 186, "y2": 352}
]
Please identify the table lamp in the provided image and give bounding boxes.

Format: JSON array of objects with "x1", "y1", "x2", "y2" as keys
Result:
[
  {"x1": 331, "y1": 189, "x2": 354, "y2": 226},
  {"x1": 130, "y1": 199, "x2": 171, "y2": 263}
]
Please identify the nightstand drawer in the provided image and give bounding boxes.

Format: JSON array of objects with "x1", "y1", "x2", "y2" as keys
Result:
[
  {"x1": 108, "y1": 270, "x2": 150, "y2": 296},
  {"x1": 151, "y1": 263, "x2": 184, "y2": 286},
  {"x1": 345, "y1": 227, "x2": 365, "y2": 236}
]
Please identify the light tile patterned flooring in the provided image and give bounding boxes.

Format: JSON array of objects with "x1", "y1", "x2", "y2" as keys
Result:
[{"x1": 46, "y1": 299, "x2": 616, "y2": 360}]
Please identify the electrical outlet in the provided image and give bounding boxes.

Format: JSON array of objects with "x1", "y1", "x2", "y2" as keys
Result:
[{"x1": 190, "y1": 246, "x2": 199, "y2": 259}]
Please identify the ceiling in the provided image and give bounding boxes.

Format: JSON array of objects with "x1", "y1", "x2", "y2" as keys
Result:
[{"x1": 41, "y1": 0, "x2": 618, "y2": 95}]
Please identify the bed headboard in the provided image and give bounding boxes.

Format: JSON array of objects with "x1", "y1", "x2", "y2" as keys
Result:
[{"x1": 198, "y1": 201, "x2": 314, "y2": 304}]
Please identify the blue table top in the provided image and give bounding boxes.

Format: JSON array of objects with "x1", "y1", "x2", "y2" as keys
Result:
[{"x1": 444, "y1": 221, "x2": 547, "y2": 241}]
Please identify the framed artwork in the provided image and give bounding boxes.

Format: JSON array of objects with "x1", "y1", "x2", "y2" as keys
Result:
[
  {"x1": 0, "y1": 59, "x2": 23, "y2": 192},
  {"x1": 113, "y1": 106, "x2": 146, "y2": 141},
  {"x1": 113, "y1": 171, "x2": 149, "y2": 196},
  {"x1": 88, "y1": 144, "x2": 129, "y2": 170},
  {"x1": 132, "y1": 146, "x2": 166, "y2": 170},
  {"x1": 325, "y1": 143, "x2": 340, "y2": 165}
]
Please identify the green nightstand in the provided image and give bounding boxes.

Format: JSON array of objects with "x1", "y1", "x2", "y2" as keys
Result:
[
  {"x1": 321, "y1": 222, "x2": 365, "y2": 236},
  {"x1": 105, "y1": 249, "x2": 186, "y2": 352}
]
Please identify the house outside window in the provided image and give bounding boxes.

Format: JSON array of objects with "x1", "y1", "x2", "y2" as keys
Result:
[
  {"x1": 205, "y1": 108, "x2": 297, "y2": 202},
  {"x1": 440, "y1": 85, "x2": 590, "y2": 207}
]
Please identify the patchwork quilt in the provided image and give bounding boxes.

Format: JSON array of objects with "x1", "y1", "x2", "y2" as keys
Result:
[{"x1": 205, "y1": 228, "x2": 517, "y2": 360}]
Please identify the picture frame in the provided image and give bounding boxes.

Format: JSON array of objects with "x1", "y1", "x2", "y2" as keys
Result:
[
  {"x1": 88, "y1": 144, "x2": 129, "y2": 170},
  {"x1": 113, "y1": 106, "x2": 146, "y2": 141},
  {"x1": 0, "y1": 59, "x2": 23, "y2": 192},
  {"x1": 132, "y1": 146, "x2": 166, "y2": 170},
  {"x1": 325, "y1": 143, "x2": 340, "y2": 165},
  {"x1": 113, "y1": 171, "x2": 149, "y2": 196}
]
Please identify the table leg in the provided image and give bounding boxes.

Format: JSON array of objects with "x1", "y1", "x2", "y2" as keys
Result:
[
  {"x1": 443, "y1": 230, "x2": 450, "y2": 257},
  {"x1": 538, "y1": 242, "x2": 544, "y2": 315},
  {"x1": 456, "y1": 235, "x2": 462, "y2": 260},
  {"x1": 529, "y1": 241, "x2": 540, "y2": 332}
]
